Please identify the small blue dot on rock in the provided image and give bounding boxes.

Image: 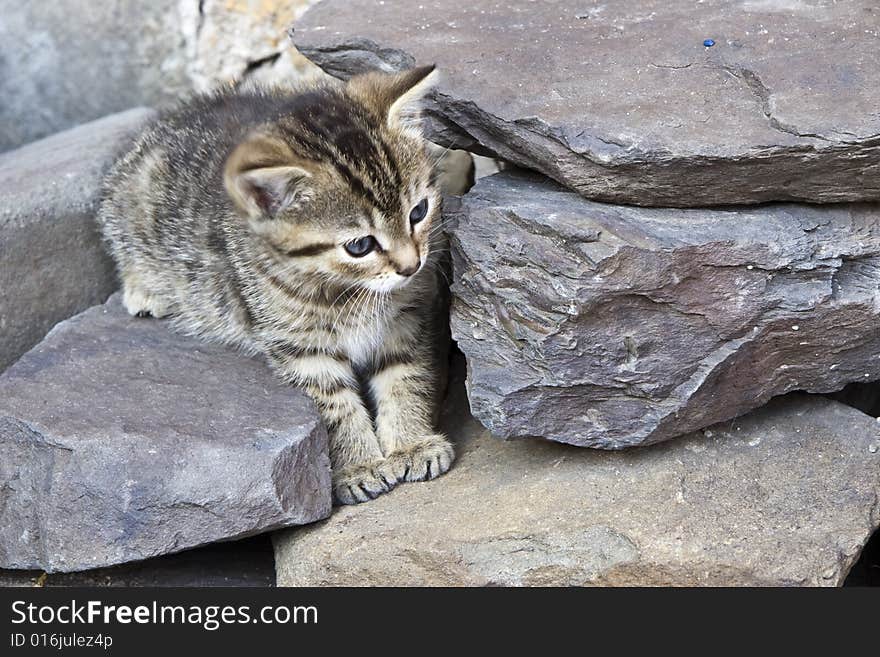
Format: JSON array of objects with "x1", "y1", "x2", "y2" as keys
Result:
[{"x1": 703, "y1": 39, "x2": 716, "y2": 47}]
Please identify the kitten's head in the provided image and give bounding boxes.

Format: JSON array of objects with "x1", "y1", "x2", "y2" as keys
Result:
[{"x1": 224, "y1": 65, "x2": 440, "y2": 294}]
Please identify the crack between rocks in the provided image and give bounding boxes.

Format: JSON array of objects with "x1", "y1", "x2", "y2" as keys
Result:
[
  {"x1": 834, "y1": 486, "x2": 879, "y2": 586},
  {"x1": 648, "y1": 62, "x2": 694, "y2": 70}
]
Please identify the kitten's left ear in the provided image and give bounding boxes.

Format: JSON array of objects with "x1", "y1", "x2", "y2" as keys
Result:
[{"x1": 348, "y1": 64, "x2": 438, "y2": 129}]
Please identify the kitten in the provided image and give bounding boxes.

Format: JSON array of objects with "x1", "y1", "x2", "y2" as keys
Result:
[{"x1": 98, "y1": 66, "x2": 454, "y2": 505}]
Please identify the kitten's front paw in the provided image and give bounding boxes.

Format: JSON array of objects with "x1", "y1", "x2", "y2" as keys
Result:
[
  {"x1": 123, "y1": 284, "x2": 171, "y2": 319},
  {"x1": 384, "y1": 434, "x2": 455, "y2": 483},
  {"x1": 332, "y1": 461, "x2": 396, "y2": 505}
]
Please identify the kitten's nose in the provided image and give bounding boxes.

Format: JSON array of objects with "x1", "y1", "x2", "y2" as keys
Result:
[
  {"x1": 395, "y1": 262, "x2": 420, "y2": 277},
  {"x1": 393, "y1": 244, "x2": 420, "y2": 277}
]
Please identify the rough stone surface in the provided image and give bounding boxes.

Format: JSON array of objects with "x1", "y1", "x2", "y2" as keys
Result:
[
  {"x1": 0, "y1": 108, "x2": 155, "y2": 373},
  {"x1": 274, "y1": 365, "x2": 880, "y2": 586},
  {"x1": 0, "y1": 1, "x2": 319, "y2": 152},
  {"x1": 0, "y1": 2, "x2": 188, "y2": 151},
  {"x1": 0, "y1": 297, "x2": 331, "y2": 573},
  {"x1": 449, "y1": 172, "x2": 880, "y2": 448},
  {"x1": 295, "y1": 0, "x2": 880, "y2": 206}
]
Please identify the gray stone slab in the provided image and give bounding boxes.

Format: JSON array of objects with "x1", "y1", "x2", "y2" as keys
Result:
[
  {"x1": 0, "y1": 108, "x2": 155, "y2": 373},
  {"x1": 274, "y1": 365, "x2": 880, "y2": 586},
  {"x1": 0, "y1": 297, "x2": 331, "y2": 573},
  {"x1": 294, "y1": 0, "x2": 880, "y2": 206},
  {"x1": 449, "y1": 172, "x2": 880, "y2": 448}
]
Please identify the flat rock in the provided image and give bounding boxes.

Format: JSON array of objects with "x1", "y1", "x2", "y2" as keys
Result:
[
  {"x1": 0, "y1": 297, "x2": 331, "y2": 573},
  {"x1": 295, "y1": 0, "x2": 880, "y2": 206},
  {"x1": 449, "y1": 172, "x2": 880, "y2": 448},
  {"x1": 0, "y1": 108, "x2": 155, "y2": 372},
  {"x1": 274, "y1": 368, "x2": 880, "y2": 586}
]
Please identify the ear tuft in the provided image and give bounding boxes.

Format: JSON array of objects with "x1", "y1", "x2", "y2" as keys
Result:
[
  {"x1": 347, "y1": 65, "x2": 438, "y2": 129},
  {"x1": 224, "y1": 132, "x2": 314, "y2": 219}
]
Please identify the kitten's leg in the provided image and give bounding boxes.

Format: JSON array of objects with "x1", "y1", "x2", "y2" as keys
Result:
[
  {"x1": 266, "y1": 343, "x2": 394, "y2": 504},
  {"x1": 367, "y1": 320, "x2": 454, "y2": 483}
]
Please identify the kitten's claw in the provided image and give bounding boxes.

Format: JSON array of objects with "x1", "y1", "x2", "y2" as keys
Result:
[
  {"x1": 332, "y1": 461, "x2": 396, "y2": 505},
  {"x1": 122, "y1": 283, "x2": 171, "y2": 319},
  {"x1": 384, "y1": 434, "x2": 454, "y2": 483}
]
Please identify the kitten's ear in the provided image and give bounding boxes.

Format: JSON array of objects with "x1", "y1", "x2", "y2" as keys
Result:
[
  {"x1": 348, "y1": 65, "x2": 438, "y2": 129},
  {"x1": 224, "y1": 132, "x2": 314, "y2": 219}
]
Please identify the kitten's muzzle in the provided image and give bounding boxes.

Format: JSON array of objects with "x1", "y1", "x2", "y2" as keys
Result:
[{"x1": 395, "y1": 263, "x2": 420, "y2": 277}]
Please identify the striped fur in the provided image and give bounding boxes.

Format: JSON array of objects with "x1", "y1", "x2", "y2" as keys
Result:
[{"x1": 98, "y1": 67, "x2": 453, "y2": 505}]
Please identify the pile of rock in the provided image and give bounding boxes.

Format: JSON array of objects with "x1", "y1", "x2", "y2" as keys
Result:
[
  {"x1": 290, "y1": 0, "x2": 880, "y2": 447},
  {"x1": 273, "y1": 0, "x2": 880, "y2": 585},
  {"x1": 1, "y1": 0, "x2": 879, "y2": 585}
]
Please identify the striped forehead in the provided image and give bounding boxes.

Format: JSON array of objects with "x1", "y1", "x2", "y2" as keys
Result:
[{"x1": 287, "y1": 90, "x2": 405, "y2": 217}]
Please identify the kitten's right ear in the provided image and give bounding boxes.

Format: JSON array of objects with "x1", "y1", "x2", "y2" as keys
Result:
[
  {"x1": 347, "y1": 65, "x2": 438, "y2": 130},
  {"x1": 224, "y1": 132, "x2": 314, "y2": 219}
]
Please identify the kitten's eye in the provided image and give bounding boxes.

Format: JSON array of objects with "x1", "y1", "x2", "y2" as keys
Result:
[
  {"x1": 344, "y1": 236, "x2": 377, "y2": 257},
  {"x1": 409, "y1": 198, "x2": 429, "y2": 225}
]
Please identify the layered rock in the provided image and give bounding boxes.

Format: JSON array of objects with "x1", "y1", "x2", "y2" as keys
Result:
[
  {"x1": 0, "y1": 108, "x2": 155, "y2": 372},
  {"x1": 274, "y1": 364, "x2": 880, "y2": 586},
  {"x1": 449, "y1": 172, "x2": 880, "y2": 448},
  {"x1": 0, "y1": 297, "x2": 331, "y2": 573},
  {"x1": 295, "y1": 0, "x2": 880, "y2": 206}
]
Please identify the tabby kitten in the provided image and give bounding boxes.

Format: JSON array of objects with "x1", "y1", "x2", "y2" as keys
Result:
[{"x1": 98, "y1": 66, "x2": 454, "y2": 505}]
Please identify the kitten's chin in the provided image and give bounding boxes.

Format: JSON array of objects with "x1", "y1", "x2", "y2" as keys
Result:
[{"x1": 364, "y1": 275, "x2": 414, "y2": 294}]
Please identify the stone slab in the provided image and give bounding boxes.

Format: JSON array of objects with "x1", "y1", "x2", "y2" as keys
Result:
[
  {"x1": 449, "y1": 172, "x2": 880, "y2": 448},
  {"x1": 0, "y1": 297, "x2": 331, "y2": 573},
  {"x1": 295, "y1": 0, "x2": 880, "y2": 206}
]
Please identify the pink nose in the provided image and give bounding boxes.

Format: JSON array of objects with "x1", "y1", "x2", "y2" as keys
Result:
[{"x1": 396, "y1": 262, "x2": 419, "y2": 277}]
